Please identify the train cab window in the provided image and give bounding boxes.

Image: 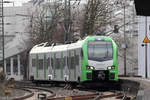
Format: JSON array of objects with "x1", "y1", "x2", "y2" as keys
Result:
[
  {"x1": 88, "y1": 41, "x2": 113, "y2": 62},
  {"x1": 32, "y1": 59, "x2": 36, "y2": 67},
  {"x1": 39, "y1": 59, "x2": 43, "y2": 69}
]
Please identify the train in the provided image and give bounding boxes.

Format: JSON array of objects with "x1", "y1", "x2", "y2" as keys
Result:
[{"x1": 29, "y1": 35, "x2": 118, "y2": 84}]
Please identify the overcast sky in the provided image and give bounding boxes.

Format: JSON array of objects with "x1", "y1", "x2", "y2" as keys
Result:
[
  {"x1": 4, "y1": 0, "x2": 30, "y2": 6},
  {"x1": 4, "y1": 0, "x2": 88, "y2": 6}
]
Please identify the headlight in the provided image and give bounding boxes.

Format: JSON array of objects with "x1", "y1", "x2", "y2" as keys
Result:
[
  {"x1": 87, "y1": 66, "x2": 95, "y2": 70},
  {"x1": 107, "y1": 66, "x2": 115, "y2": 70},
  {"x1": 107, "y1": 66, "x2": 112, "y2": 70}
]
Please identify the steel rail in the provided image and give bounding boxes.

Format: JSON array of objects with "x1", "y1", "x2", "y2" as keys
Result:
[
  {"x1": 12, "y1": 88, "x2": 34, "y2": 100},
  {"x1": 12, "y1": 81, "x2": 127, "y2": 100},
  {"x1": 12, "y1": 86, "x2": 56, "y2": 100},
  {"x1": 47, "y1": 91, "x2": 125, "y2": 100}
]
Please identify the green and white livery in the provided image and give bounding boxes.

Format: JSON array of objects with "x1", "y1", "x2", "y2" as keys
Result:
[{"x1": 29, "y1": 35, "x2": 118, "y2": 82}]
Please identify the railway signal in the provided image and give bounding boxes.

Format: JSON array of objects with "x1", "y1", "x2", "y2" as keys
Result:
[{"x1": 143, "y1": 36, "x2": 150, "y2": 43}]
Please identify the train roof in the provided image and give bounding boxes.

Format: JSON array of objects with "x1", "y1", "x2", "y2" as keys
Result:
[
  {"x1": 30, "y1": 39, "x2": 84, "y2": 54},
  {"x1": 29, "y1": 36, "x2": 113, "y2": 54}
]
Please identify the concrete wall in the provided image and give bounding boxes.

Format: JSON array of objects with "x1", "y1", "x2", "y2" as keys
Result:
[
  {"x1": 0, "y1": 4, "x2": 32, "y2": 80},
  {"x1": 0, "y1": 5, "x2": 31, "y2": 60}
]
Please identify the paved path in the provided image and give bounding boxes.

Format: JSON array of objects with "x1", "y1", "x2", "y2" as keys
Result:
[
  {"x1": 136, "y1": 89, "x2": 150, "y2": 100},
  {"x1": 131, "y1": 78, "x2": 150, "y2": 100},
  {"x1": 120, "y1": 77, "x2": 150, "y2": 100}
]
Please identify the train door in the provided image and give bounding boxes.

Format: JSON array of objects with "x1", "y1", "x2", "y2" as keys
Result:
[
  {"x1": 44, "y1": 53, "x2": 50, "y2": 80},
  {"x1": 30, "y1": 54, "x2": 36, "y2": 80},
  {"x1": 49, "y1": 53, "x2": 53, "y2": 80},
  {"x1": 35, "y1": 54, "x2": 39, "y2": 80},
  {"x1": 67, "y1": 50, "x2": 70, "y2": 81},
  {"x1": 55, "y1": 52, "x2": 62, "y2": 81},
  {"x1": 46, "y1": 54, "x2": 49, "y2": 80},
  {"x1": 50, "y1": 53, "x2": 54, "y2": 80},
  {"x1": 73, "y1": 50, "x2": 77, "y2": 81},
  {"x1": 68, "y1": 50, "x2": 76, "y2": 81},
  {"x1": 38, "y1": 54, "x2": 44, "y2": 80},
  {"x1": 64, "y1": 51, "x2": 69, "y2": 81},
  {"x1": 60, "y1": 52, "x2": 66, "y2": 81},
  {"x1": 75, "y1": 48, "x2": 81, "y2": 82}
]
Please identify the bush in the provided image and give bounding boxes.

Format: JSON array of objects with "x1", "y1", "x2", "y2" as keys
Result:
[
  {"x1": 0, "y1": 72, "x2": 6, "y2": 82},
  {"x1": 0, "y1": 72, "x2": 6, "y2": 96}
]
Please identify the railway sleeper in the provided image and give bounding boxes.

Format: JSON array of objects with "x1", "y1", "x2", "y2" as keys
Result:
[{"x1": 64, "y1": 84, "x2": 72, "y2": 90}]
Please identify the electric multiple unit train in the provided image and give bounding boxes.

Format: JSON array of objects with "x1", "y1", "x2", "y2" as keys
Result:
[{"x1": 29, "y1": 35, "x2": 118, "y2": 83}]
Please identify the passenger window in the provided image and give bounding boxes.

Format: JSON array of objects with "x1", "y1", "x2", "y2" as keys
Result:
[
  {"x1": 56, "y1": 58, "x2": 58, "y2": 69},
  {"x1": 51, "y1": 57, "x2": 53, "y2": 68},
  {"x1": 60, "y1": 57, "x2": 64, "y2": 69},
  {"x1": 67, "y1": 56, "x2": 70, "y2": 69},
  {"x1": 32, "y1": 59, "x2": 36, "y2": 67},
  {"x1": 75, "y1": 55, "x2": 79, "y2": 66},
  {"x1": 39, "y1": 59, "x2": 43, "y2": 69},
  {"x1": 70, "y1": 56, "x2": 74, "y2": 69},
  {"x1": 55, "y1": 58, "x2": 57, "y2": 69},
  {"x1": 64, "y1": 57, "x2": 66, "y2": 67},
  {"x1": 47, "y1": 58, "x2": 50, "y2": 68},
  {"x1": 80, "y1": 49, "x2": 83, "y2": 58}
]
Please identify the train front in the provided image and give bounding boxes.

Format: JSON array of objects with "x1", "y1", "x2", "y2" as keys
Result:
[{"x1": 81, "y1": 36, "x2": 118, "y2": 82}]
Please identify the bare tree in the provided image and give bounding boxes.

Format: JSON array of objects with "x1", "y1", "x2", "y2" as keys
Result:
[
  {"x1": 113, "y1": 34, "x2": 138, "y2": 75},
  {"x1": 80, "y1": 0, "x2": 109, "y2": 37},
  {"x1": 26, "y1": 0, "x2": 83, "y2": 45},
  {"x1": 26, "y1": 1, "x2": 64, "y2": 47}
]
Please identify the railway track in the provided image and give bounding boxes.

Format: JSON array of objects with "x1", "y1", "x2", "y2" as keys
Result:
[
  {"x1": 47, "y1": 91, "x2": 127, "y2": 100},
  {"x1": 11, "y1": 81, "x2": 129, "y2": 100},
  {"x1": 11, "y1": 86, "x2": 55, "y2": 100}
]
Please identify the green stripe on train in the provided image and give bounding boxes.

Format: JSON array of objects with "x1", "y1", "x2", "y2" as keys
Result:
[
  {"x1": 104, "y1": 36, "x2": 118, "y2": 81},
  {"x1": 81, "y1": 36, "x2": 95, "y2": 81}
]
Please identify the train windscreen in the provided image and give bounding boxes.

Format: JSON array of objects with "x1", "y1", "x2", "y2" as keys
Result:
[{"x1": 88, "y1": 41, "x2": 113, "y2": 62}]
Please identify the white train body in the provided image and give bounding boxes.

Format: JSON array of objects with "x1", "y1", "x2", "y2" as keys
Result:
[{"x1": 29, "y1": 41, "x2": 83, "y2": 82}]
